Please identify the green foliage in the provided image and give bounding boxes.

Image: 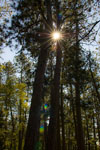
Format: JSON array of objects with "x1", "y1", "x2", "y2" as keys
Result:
[{"x1": 0, "y1": 61, "x2": 30, "y2": 150}]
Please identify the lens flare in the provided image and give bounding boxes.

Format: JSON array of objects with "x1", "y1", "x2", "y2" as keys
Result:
[
  {"x1": 58, "y1": 13, "x2": 62, "y2": 20},
  {"x1": 44, "y1": 104, "x2": 48, "y2": 110},
  {"x1": 40, "y1": 125, "x2": 44, "y2": 133}
]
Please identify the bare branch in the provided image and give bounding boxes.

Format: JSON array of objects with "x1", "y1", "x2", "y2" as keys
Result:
[{"x1": 78, "y1": 20, "x2": 100, "y2": 43}]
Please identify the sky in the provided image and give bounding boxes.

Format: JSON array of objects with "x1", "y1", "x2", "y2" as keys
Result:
[
  {"x1": 0, "y1": 0, "x2": 16, "y2": 63},
  {"x1": 0, "y1": 47, "x2": 16, "y2": 63}
]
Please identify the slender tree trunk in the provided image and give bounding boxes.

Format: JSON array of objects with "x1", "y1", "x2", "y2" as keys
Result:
[
  {"x1": 44, "y1": 122, "x2": 48, "y2": 150},
  {"x1": 5, "y1": 98, "x2": 8, "y2": 130},
  {"x1": 74, "y1": 7, "x2": 85, "y2": 150},
  {"x1": 97, "y1": 117, "x2": 100, "y2": 147},
  {"x1": 18, "y1": 61, "x2": 23, "y2": 150},
  {"x1": 85, "y1": 113, "x2": 90, "y2": 150},
  {"x1": 10, "y1": 105, "x2": 16, "y2": 150},
  {"x1": 68, "y1": 128, "x2": 71, "y2": 150},
  {"x1": 75, "y1": 81, "x2": 85, "y2": 150},
  {"x1": 47, "y1": 42, "x2": 62, "y2": 150},
  {"x1": 70, "y1": 84, "x2": 77, "y2": 148},
  {"x1": 93, "y1": 115, "x2": 97, "y2": 150},
  {"x1": 18, "y1": 99, "x2": 22, "y2": 150},
  {"x1": 47, "y1": 1, "x2": 61, "y2": 150},
  {"x1": 57, "y1": 108, "x2": 61, "y2": 150},
  {"x1": 74, "y1": 46, "x2": 85, "y2": 150},
  {"x1": 61, "y1": 84, "x2": 66, "y2": 150}
]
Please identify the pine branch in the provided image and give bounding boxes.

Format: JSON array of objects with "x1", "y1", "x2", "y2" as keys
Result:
[
  {"x1": 78, "y1": 20, "x2": 100, "y2": 43},
  {"x1": 37, "y1": 0, "x2": 48, "y2": 26}
]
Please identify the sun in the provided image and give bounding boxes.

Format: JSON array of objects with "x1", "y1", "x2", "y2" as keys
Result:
[{"x1": 52, "y1": 31, "x2": 61, "y2": 41}]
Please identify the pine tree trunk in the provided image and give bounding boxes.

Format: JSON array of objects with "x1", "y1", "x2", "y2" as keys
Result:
[
  {"x1": 70, "y1": 84, "x2": 77, "y2": 148},
  {"x1": 24, "y1": 45, "x2": 49, "y2": 150},
  {"x1": 74, "y1": 43, "x2": 85, "y2": 150},
  {"x1": 75, "y1": 81, "x2": 85, "y2": 150},
  {"x1": 61, "y1": 84, "x2": 66, "y2": 150},
  {"x1": 18, "y1": 100, "x2": 22, "y2": 150},
  {"x1": 47, "y1": 1, "x2": 61, "y2": 149},
  {"x1": 18, "y1": 62, "x2": 23, "y2": 150},
  {"x1": 24, "y1": 1, "x2": 52, "y2": 150},
  {"x1": 97, "y1": 117, "x2": 100, "y2": 147},
  {"x1": 57, "y1": 108, "x2": 61, "y2": 150},
  {"x1": 93, "y1": 115, "x2": 97, "y2": 150},
  {"x1": 44, "y1": 122, "x2": 48, "y2": 150},
  {"x1": 68, "y1": 128, "x2": 71, "y2": 150},
  {"x1": 47, "y1": 43, "x2": 62, "y2": 150},
  {"x1": 85, "y1": 113, "x2": 90, "y2": 150},
  {"x1": 10, "y1": 105, "x2": 16, "y2": 150},
  {"x1": 74, "y1": 7, "x2": 85, "y2": 150}
]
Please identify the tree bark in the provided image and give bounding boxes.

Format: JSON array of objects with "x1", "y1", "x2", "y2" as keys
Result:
[
  {"x1": 10, "y1": 105, "x2": 16, "y2": 150},
  {"x1": 97, "y1": 117, "x2": 100, "y2": 148},
  {"x1": 47, "y1": 1, "x2": 61, "y2": 150},
  {"x1": 47, "y1": 42, "x2": 62, "y2": 150},
  {"x1": 70, "y1": 84, "x2": 77, "y2": 148},
  {"x1": 24, "y1": 45, "x2": 49, "y2": 150},
  {"x1": 24, "y1": 1, "x2": 52, "y2": 150},
  {"x1": 85, "y1": 113, "x2": 91, "y2": 150},
  {"x1": 74, "y1": 7, "x2": 85, "y2": 150},
  {"x1": 57, "y1": 108, "x2": 61, "y2": 150},
  {"x1": 18, "y1": 60, "x2": 24, "y2": 150},
  {"x1": 93, "y1": 115, "x2": 97, "y2": 150},
  {"x1": 18, "y1": 98, "x2": 22, "y2": 150},
  {"x1": 75, "y1": 81, "x2": 85, "y2": 150},
  {"x1": 61, "y1": 84, "x2": 66, "y2": 150}
]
